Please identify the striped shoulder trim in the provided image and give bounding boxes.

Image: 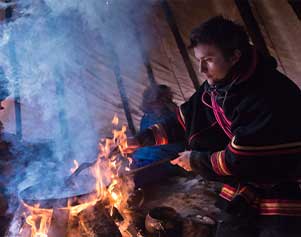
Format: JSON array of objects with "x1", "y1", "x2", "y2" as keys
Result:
[
  {"x1": 231, "y1": 136, "x2": 301, "y2": 150},
  {"x1": 229, "y1": 136, "x2": 301, "y2": 156}
]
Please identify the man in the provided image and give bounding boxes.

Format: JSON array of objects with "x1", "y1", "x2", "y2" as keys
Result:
[
  {"x1": 132, "y1": 84, "x2": 185, "y2": 186},
  {"x1": 128, "y1": 16, "x2": 301, "y2": 236}
]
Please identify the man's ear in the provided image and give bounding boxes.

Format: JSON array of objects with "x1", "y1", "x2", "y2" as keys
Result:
[{"x1": 230, "y1": 49, "x2": 242, "y2": 66}]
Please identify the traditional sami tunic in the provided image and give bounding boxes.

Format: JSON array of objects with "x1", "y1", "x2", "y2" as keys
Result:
[{"x1": 137, "y1": 48, "x2": 301, "y2": 218}]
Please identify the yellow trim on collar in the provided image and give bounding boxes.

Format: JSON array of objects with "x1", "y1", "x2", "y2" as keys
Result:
[{"x1": 231, "y1": 136, "x2": 301, "y2": 151}]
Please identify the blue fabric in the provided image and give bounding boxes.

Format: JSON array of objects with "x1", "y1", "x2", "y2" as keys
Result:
[
  {"x1": 132, "y1": 143, "x2": 184, "y2": 167},
  {"x1": 132, "y1": 110, "x2": 185, "y2": 187},
  {"x1": 133, "y1": 110, "x2": 184, "y2": 167},
  {"x1": 140, "y1": 110, "x2": 172, "y2": 131}
]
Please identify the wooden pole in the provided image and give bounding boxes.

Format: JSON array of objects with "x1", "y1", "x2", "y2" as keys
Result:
[
  {"x1": 160, "y1": 0, "x2": 200, "y2": 90},
  {"x1": 235, "y1": 0, "x2": 270, "y2": 56}
]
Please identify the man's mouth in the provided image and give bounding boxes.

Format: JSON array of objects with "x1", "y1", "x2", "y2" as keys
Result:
[{"x1": 205, "y1": 74, "x2": 212, "y2": 79}]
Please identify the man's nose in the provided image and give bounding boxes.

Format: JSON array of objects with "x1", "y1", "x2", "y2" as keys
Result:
[{"x1": 199, "y1": 60, "x2": 207, "y2": 73}]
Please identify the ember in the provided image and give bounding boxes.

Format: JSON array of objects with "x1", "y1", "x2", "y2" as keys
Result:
[
  {"x1": 23, "y1": 203, "x2": 53, "y2": 237},
  {"x1": 7, "y1": 115, "x2": 138, "y2": 237}
]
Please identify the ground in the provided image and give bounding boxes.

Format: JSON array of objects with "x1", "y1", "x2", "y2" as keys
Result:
[{"x1": 131, "y1": 174, "x2": 222, "y2": 237}]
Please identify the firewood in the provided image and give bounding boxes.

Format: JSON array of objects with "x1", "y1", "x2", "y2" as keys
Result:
[
  {"x1": 5, "y1": 205, "x2": 28, "y2": 237},
  {"x1": 67, "y1": 200, "x2": 122, "y2": 237},
  {"x1": 48, "y1": 208, "x2": 69, "y2": 237}
]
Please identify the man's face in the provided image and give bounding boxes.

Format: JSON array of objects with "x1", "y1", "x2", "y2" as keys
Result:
[{"x1": 193, "y1": 44, "x2": 236, "y2": 85}]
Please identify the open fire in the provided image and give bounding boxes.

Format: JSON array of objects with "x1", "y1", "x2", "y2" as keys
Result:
[{"x1": 7, "y1": 115, "x2": 140, "y2": 237}]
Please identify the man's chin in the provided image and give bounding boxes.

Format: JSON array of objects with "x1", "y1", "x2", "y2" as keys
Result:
[{"x1": 206, "y1": 79, "x2": 214, "y2": 85}]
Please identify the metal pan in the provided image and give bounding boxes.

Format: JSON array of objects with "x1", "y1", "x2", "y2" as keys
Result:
[
  {"x1": 19, "y1": 152, "x2": 178, "y2": 209},
  {"x1": 19, "y1": 174, "x2": 99, "y2": 209},
  {"x1": 19, "y1": 147, "x2": 121, "y2": 209}
]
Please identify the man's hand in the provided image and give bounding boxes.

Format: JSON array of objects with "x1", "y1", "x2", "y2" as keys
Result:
[
  {"x1": 170, "y1": 150, "x2": 192, "y2": 172},
  {"x1": 124, "y1": 137, "x2": 141, "y2": 154}
]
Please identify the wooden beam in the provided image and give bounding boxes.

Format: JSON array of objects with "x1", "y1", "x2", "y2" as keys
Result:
[
  {"x1": 160, "y1": 0, "x2": 200, "y2": 90},
  {"x1": 5, "y1": 6, "x2": 13, "y2": 19},
  {"x1": 288, "y1": 0, "x2": 301, "y2": 20},
  {"x1": 235, "y1": 0, "x2": 270, "y2": 56},
  {"x1": 131, "y1": 15, "x2": 157, "y2": 86},
  {"x1": 55, "y1": 71, "x2": 70, "y2": 146},
  {"x1": 88, "y1": 3, "x2": 137, "y2": 136},
  {"x1": 106, "y1": 42, "x2": 137, "y2": 136},
  {"x1": 5, "y1": 1, "x2": 21, "y2": 139},
  {"x1": 8, "y1": 41, "x2": 22, "y2": 139},
  {"x1": 4, "y1": 0, "x2": 23, "y2": 139}
]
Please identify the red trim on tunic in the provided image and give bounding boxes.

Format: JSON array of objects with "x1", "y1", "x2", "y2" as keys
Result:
[
  {"x1": 219, "y1": 184, "x2": 236, "y2": 201},
  {"x1": 150, "y1": 124, "x2": 168, "y2": 145},
  {"x1": 217, "y1": 104, "x2": 232, "y2": 125},
  {"x1": 220, "y1": 192, "x2": 233, "y2": 201},
  {"x1": 176, "y1": 108, "x2": 186, "y2": 131},
  {"x1": 201, "y1": 91, "x2": 213, "y2": 109},
  {"x1": 188, "y1": 121, "x2": 218, "y2": 145},
  {"x1": 211, "y1": 91, "x2": 234, "y2": 139},
  {"x1": 219, "y1": 184, "x2": 301, "y2": 216},
  {"x1": 259, "y1": 199, "x2": 301, "y2": 216},
  {"x1": 188, "y1": 132, "x2": 201, "y2": 145},
  {"x1": 237, "y1": 186, "x2": 257, "y2": 203},
  {"x1": 207, "y1": 49, "x2": 258, "y2": 139},
  {"x1": 210, "y1": 151, "x2": 232, "y2": 176}
]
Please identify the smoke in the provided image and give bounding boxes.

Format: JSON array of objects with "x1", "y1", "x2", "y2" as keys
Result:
[{"x1": 0, "y1": 0, "x2": 154, "y2": 211}]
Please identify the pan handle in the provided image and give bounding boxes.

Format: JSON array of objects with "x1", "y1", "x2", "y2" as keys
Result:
[
  {"x1": 65, "y1": 146, "x2": 121, "y2": 185},
  {"x1": 64, "y1": 161, "x2": 95, "y2": 185}
]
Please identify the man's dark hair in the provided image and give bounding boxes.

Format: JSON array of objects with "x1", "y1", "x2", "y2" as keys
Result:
[
  {"x1": 189, "y1": 16, "x2": 250, "y2": 58},
  {"x1": 141, "y1": 84, "x2": 173, "y2": 113}
]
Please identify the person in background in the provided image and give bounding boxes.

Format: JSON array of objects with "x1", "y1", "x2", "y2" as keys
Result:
[
  {"x1": 140, "y1": 84, "x2": 176, "y2": 131},
  {"x1": 127, "y1": 16, "x2": 301, "y2": 237},
  {"x1": 132, "y1": 84, "x2": 185, "y2": 186}
]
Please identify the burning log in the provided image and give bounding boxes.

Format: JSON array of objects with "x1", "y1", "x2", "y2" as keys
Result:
[
  {"x1": 67, "y1": 200, "x2": 122, "y2": 237},
  {"x1": 48, "y1": 209, "x2": 69, "y2": 237},
  {"x1": 7, "y1": 115, "x2": 137, "y2": 237},
  {"x1": 5, "y1": 205, "x2": 26, "y2": 237},
  {"x1": 6, "y1": 202, "x2": 54, "y2": 237},
  {"x1": 7, "y1": 201, "x2": 122, "y2": 237}
]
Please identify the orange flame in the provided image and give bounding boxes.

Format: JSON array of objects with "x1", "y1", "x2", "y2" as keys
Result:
[
  {"x1": 23, "y1": 203, "x2": 53, "y2": 237},
  {"x1": 22, "y1": 115, "x2": 136, "y2": 236},
  {"x1": 112, "y1": 114, "x2": 119, "y2": 126}
]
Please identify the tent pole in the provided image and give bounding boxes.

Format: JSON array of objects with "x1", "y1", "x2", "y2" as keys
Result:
[
  {"x1": 160, "y1": 0, "x2": 199, "y2": 90},
  {"x1": 8, "y1": 41, "x2": 22, "y2": 140},
  {"x1": 131, "y1": 15, "x2": 157, "y2": 86},
  {"x1": 55, "y1": 71, "x2": 71, "y2": 150},
  {"x1": 288, "y1": 0, "x2": 301, "y2": 20},
  {"x1": 234, "y1": 0, "x2": 270, "y2": 56},
  {"x1": 6, "y1": 8, "x2": 22, "y2": 139},
  {"x1": 106, "y1": 42, "x2": 137, "y2": 136}
]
